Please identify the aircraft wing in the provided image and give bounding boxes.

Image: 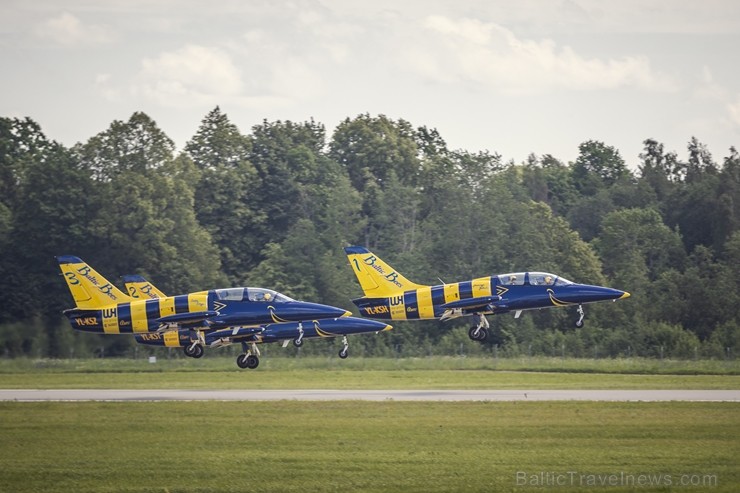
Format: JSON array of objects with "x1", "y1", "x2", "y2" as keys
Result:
[
  {"x1": 206, "y1": 327, "x2": 265, "y2": 348},
  {"x1": 155, "y1": 310, "x2": 219, "y2": 332},
  {"x1": 441, "y1": 296, "x2": 501, "y2": 310}
]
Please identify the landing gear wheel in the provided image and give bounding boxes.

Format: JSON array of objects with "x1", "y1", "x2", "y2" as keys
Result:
[
  {"x1": 236, "y1": 354, "x2": 260, "y2": 369},
  {"x1": 468, "y1": 313, "x2": 490, "y2": 342},
  {"x1": 293, "y1": 338, "x2": 304, "y2": 348},
  {"x1": 184, "y1": 343, "x2": 203, "y2": 358},
  {"x1": 236, "y1": 354, "x2": 249, "y2": 369},
  {"x1": 468, "y1": 326, "x2": 488, "y2": 342}
]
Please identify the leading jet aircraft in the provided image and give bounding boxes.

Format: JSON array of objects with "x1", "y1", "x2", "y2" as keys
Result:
[
  {"x1": 344, "y1": 246, "x2": 630, "y2": 342},
  {"x1": 56, "y1": 256, "x2": 387, "y2": 368},
  {"x1": 123, "y1": 275, "x2": 391, "y2": 368}
]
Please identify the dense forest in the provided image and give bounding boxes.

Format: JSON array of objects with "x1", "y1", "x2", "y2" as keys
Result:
[{"x1": 1, "y1": 109, "x2": 738, "y2": 359}]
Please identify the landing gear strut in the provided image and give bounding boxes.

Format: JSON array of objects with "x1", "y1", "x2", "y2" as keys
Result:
[
  {"x1": 468, "y1": 313, "x2": 489, "y2": 342},
  {"x1": 338, "y1": 336, "x2": 349, "y2": 359},
  {"x1": 293, "y1": 322, "x2": 305, "y2": 347},
  {"x1": 574, "y1": 304, "x2": 585, "y2": 328},
  {"x1": 236, "y1": 341, "x2": 260, "y2": 369}
]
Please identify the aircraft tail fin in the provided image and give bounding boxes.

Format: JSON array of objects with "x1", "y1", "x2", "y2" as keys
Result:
[
  {"x1": 344, "y1": 246, "x2": 427, "y2": 297},
  {"x1": 56, "y1": 256, "x2": 131, "y2": 309},
  {"x1": 122, "y1": 274, "x2": 168, "y2": 299}
]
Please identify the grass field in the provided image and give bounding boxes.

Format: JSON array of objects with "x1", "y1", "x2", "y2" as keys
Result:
[
  {"x1": 0, "y1": 357, "x2": 738, "y2": 390},
  {"x1": 1, "y1": 358, "x2": 736, "y2": 492},
  {"x1": 0, "y1": 401, "x2": 736, "y2": 493},
  {"x1": 3, "y1": 356, "x2": 738, "y2": 374}
]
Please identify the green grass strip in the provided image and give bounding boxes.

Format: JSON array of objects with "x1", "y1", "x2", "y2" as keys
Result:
[
  {"x1": 0, "y1": 357, "x2": 738, "y2": 389},
  {"x1": 0, "y1": 401, "x2": 736, "y2": 492}
]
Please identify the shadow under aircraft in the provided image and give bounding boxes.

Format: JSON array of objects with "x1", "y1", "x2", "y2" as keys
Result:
[
  {"x1": 344, "y1": 246, "x2": 629, "y2": 342},
  {"x1": 57, "y1": 256, "x2": 390, "y2": 369}
]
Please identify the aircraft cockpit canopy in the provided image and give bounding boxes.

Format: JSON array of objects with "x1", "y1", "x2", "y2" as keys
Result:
[
  {"x1": 215, "y1": 287, "x2": 294, "y2": 302},
  {"x1": 497, "y1": 272, "x2": 573, "y2": 286}
]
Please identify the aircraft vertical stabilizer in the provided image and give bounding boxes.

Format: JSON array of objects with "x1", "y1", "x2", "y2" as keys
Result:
[
  {"x1": 344, "y1": 246, "x2": 427, "y2": 297},
  {"x1": 123, "y1": 274, "x2": 167, "y2": 299},
  {"x1": 56, "y1": 256, "x2": 132, "y2": 309}
]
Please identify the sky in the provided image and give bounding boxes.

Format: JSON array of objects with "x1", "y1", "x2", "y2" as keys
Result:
[{"x1": 2, "y1": 0, "x2": 739, "y2": 166}]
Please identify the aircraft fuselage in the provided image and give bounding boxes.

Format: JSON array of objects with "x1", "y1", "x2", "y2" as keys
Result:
[
  {"x1": 63, "y1": 290, "x2": 350, "y2": 334},
  {"x1": 351, "y1": 271, "x2": 629, "y2": 322}
]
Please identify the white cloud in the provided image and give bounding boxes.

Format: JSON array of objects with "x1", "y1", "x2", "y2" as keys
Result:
[
  {"x1": 402, "y1": 15, "x2": 676, "y2": 95},
  {"x1": 34, "y1": 12, "x2": 111, "y2": 46},
  {"x1": 131, "y1": 44, "x2": 244, "y2": 108},
  {"x1": 728, "y1": 95, "x2": 740, "y2": 127},
  {"x1": 94, "y1": 73, "x2": 123, "y2": 103},
  {"x1": 695, "y1": 66, "x2": 728, "y2": 101}
]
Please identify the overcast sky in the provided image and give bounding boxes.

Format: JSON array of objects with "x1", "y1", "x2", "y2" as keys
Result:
[{"x1": 2, "y1": 0, "x2": 739, "y2": 166}]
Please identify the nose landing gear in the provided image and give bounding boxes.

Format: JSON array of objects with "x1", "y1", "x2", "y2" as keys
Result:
[
  {"x1": 338, "y1": 336, "x2": 349, "y2": 359},
  {"x1": 292, "y1": 322, "x2": 305, "y2": 347},
  {"x1": 574, "y1": 304, "x2": 585, "y2": 328}
]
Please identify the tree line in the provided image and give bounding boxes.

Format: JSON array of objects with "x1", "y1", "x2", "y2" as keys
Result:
[{"x1": 1, "y1": 109, "x2": 738, "y2": 359}]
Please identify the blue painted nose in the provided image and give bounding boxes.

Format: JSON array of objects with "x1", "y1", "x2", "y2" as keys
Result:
[
  {"x1": 560, "y1": 285, "x2": 630, "y2": 304},
  {"x1": 270, "y1": 302, "x2": 351, "y2": 322}
]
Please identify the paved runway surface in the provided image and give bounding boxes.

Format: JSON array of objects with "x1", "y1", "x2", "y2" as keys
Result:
[{"x1": 0, "y1": 389, "x2": 737, "y2": 402}]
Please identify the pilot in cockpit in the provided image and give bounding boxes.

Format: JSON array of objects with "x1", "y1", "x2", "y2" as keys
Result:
[{"x1": 259, "y1": 292, "x2": 272, "y2": 301}]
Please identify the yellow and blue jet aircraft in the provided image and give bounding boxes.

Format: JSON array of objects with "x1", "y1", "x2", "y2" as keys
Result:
[
  {"x1": 344, "y1": 246, "x2": 630, "y2": 342},
  {"x1": 122, "y1": 275, "x2": 391, "y2": 367},
  {"x1": 57, "y1": 256, "x2": 390, "y2": 369}
]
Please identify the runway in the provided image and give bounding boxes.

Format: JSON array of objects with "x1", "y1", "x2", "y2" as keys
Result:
[{"x1": 0, "y1": 389, "x2": 737, "y2": 402}]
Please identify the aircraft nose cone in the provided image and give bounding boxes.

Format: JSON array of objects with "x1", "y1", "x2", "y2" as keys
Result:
[
  {"x1": 600, "y1": 287, "x2": 630, "y2": 301},
  {"x1": 342, "y1": 310, "x2": 352, "y2": 317},
  {"x1": 561, "y1": 285, "x2": 630, "y2": 304}
]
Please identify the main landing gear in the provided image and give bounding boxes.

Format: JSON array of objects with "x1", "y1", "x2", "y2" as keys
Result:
[
  {"x1": 574, "y1": 304, "x2": 585, "y2": 328},
  {"x1": 338, "y1": 336, "x2": 349, "y2": 359},
  {"x1": 236, "y1": 341, "x2": 260, "y2": 369},
  {"x1": 468, "y1": 313, "x2": 490, "y2": 342},
  {"x1": 184, "y1": 341, "x2": 204, "y2": 358}
]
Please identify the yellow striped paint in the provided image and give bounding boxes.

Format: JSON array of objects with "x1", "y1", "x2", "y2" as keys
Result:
[
  {"x1": 416, "y1": 286, "x2": 435, "y2": 319},
  {"x1": 102, "y1": 308, "x2": 119, "y2": 334},
  {"x1": 389, "y1": 295, "x2": 406, "y2": 320},
  {"x1": 443, "y1": 283, "x2": 460, "y2": 303},
  {"x1": 472, "y1": 277, "x2": 492, "y2": 297},
  {"x1": 131, "y1": 301, "x2": 149, "y2": 333},
  {"x1": 163, "y1": 331, "x2": 181, "y2": 347},
  {"x1": 159, "y1": 297, "x2": 176, "y2": 317},
  {"x1": 188, "y1": 292, "x2": 209, "y2": 312}
]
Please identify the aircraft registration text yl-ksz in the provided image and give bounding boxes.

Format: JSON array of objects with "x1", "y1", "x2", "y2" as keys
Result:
[
  {"x1": 57, "y1": 256, "x2": 391, "y2": 368},
  {"x1": 344, "y1": 246, "x2": 630, "y2": 342}
]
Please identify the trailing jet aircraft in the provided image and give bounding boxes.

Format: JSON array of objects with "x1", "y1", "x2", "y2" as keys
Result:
[
  {"x1": 123, "y1": 275, "x2": 391, "y2": 368},
  {"x1": 344, "y1": 246, "x2": 630, "y2": 342},
  {"x1": 57, "y1": 256, "x2": 389, "y2": 368}
]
